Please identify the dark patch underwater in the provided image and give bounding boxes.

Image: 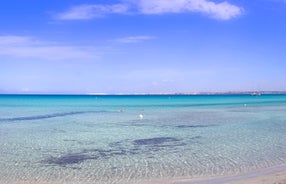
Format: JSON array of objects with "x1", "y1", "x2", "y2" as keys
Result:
[
  {"x1": 43, "y1": 153, "x2": 96, "y2": 166},
  {"x1": 42, "y1": 136, "x2": 194, "y2": 167},
  {"x1": 176, "y1": 124, "x2": 217, "y2": 128},
  {"x1": 133, "y1": 137, "x2": 181, "y2": 146},
  {"x1": 0, "y1": 110, "x2": 107, "y2": 122}
]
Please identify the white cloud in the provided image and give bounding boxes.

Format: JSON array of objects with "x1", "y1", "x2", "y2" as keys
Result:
[
  {"x1": 56, "y1": 4, "x2": 129, "y2": 20},
  {"x1": 0, "y1": 36, "x2": 35, "y2": 45},
  {"x1": 113, "y1": 36, "x2": 155, "y2": 43},
  {"x1": 135, "y1": 0, "x2": 243, "y2": 20},
  {"x1": 55, "y1": 0, "x2": 242, "y2": 20},
  {"x1": 0, "y1": 36, "x2": 98, "y2": 60}
]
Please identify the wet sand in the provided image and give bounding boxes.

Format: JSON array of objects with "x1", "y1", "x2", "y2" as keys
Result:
[
  {"x1": 1, "y1": 165, "x2": 286, "y2": 184},
  {"x1": 172, "y1": 164, "x2": 286, "y2": 184}
]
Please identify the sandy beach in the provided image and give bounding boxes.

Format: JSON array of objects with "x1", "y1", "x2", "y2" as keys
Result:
[
  {"x1": 228, "y1": 171, "x2": 286, "y2": 184},
  {"x1": 1, "y1": 167, "x2": 286, "y2": 184},
  {"x1": 172, "y1": 164, "x2": 286, "y2": 184}
]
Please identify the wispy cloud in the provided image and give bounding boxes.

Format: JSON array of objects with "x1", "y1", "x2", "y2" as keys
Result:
[
  {"x1": 56, "y1": 4, "x2": 129, "y2": 20},
  {"x1": 0, "y1": 36, "x2": 98, "y2": 60},
  {"x1": 55, "y1": 0, "x2": 243, "y2": 20},
  {"x1": 113, "y1": 36, "x2": 155, "y2": 43},
  {"x1": 0, "y1": 36, "x2": 35, "y2": 45},
  {"x1": 134, "y1": 0, "x2": 243, "y2": 20}
]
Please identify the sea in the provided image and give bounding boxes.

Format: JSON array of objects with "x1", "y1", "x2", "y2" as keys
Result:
[{"x1": 0, "y1": 94, "x2": 286, "y2": 183}]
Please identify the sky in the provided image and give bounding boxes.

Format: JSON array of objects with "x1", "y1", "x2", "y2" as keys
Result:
[{"x1": 0, "y1": 0, "x2": 286, "y2": 94}]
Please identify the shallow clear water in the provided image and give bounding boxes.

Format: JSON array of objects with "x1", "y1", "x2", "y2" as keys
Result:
[{"x1": 0, "y1": 94, "x2": 286, "y2": 183}]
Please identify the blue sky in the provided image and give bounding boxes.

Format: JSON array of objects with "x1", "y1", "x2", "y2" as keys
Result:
[{"x1": 0, "y1": 0, "x2": 286, "y2": 94}]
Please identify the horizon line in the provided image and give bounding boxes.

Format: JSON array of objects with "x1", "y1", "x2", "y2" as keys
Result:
[{"x1": 1, "y1": 90, "x2": 286, "y2": 96}]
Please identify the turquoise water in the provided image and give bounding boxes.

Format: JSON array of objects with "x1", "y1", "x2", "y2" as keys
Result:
[{"x1": 0, "y1": 94, "x2": 286, "y2": 183}]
